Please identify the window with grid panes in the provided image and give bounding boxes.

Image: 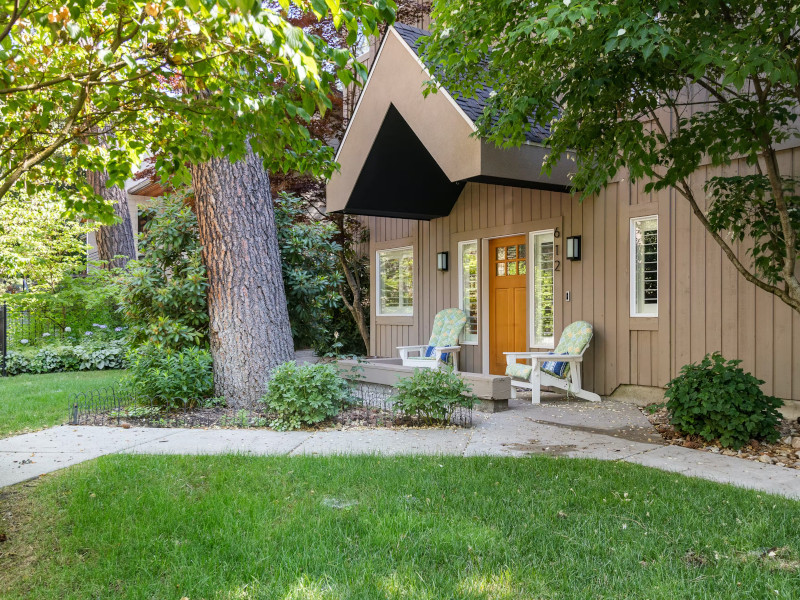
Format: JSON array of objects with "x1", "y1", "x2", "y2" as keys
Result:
[
  {"x1": 631, "y1": 216, "x2": 658, "y2": 316},
  {"x1": 459, "y1": 241, "x2": 479, "y2": 343},
  {"x1": 531, "y1": 231, "x2": 555, "y2": 347},
  {"x1": 377, "y1": 246, "x2": 413, "y2": 316}
]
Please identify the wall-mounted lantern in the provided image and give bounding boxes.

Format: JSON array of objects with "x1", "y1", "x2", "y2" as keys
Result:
[
  {"x1": 437, "y1": 251, "x2": 449, "y2": 271},
  {"x1": 566, "y1": 236, "x2": 581, "y2": 261}
]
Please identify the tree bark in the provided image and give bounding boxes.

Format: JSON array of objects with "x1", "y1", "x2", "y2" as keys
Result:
[
  {"x1": 339, "y1": 251, "x2": 370, "y2": 353},
  {"x1": 190, "y1": 150, "x2": 294, "y2": 409},
  {"x1": 86, "y1": 168, "x2": 137, "y2": 269}
]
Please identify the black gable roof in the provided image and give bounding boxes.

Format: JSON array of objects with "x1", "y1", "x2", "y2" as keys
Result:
[{"x1": 393, "y1": 23, "x2": 551, "y2": 145}]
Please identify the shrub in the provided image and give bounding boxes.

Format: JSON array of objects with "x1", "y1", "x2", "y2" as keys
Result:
[
  {"x1": 3, "y1": 339, "x2": 128, "y2": 375},
  {"x1": 125, "y1": 343, "x2": 214, "y2": 408},
  {"x1": 5, "y1": 350, "x2": 31, "y2": 375},
  {"x1": 274, "y1": 193, "x2": 343, "y2": 351},
  {"x1": 121, "y1": 192, "x2": 209, "y2": 349},
  {"x1": 665, "y1": 352, "x2": 783, "y2": 449},
  {"x1": 261, "y1": 361, "x2": 349, "y2": 431},
  {"x1": 391, "y1": 368, "x2": 475, "y2": 425},
  {"x1": 73, "y1": 339, "x2": 128, "y2": 371},
  {"x1": 29, "y1": 347, "x2": 65, "y2": 374}
]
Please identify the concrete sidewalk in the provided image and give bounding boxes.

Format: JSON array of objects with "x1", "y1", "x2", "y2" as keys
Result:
[{"x1": 2, "y1": 398, "x2": 799, "y2": 498}]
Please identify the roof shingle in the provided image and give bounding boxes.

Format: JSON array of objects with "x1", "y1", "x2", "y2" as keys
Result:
[{"x1": 393, "y1": 23, "x2": 551, "y2": 144}]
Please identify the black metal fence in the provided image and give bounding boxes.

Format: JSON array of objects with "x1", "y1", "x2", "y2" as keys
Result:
[
  {"x1": 5, "y1": 305, "x2": 68, "y2": 346},
  {"x1": 69, "y1": 382, "x2": 473, "y2": 429},
  {"x1": 67, "y1": 385, "x2": 261, "y2": 428}
]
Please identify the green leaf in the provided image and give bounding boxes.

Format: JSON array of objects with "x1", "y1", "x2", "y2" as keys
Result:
[
  {"x1": 65, "y1": 21, "x2": 81, "y2": 40},
  {"x1": 97, "y1": 49, "x2": 114, "y2": 65}
]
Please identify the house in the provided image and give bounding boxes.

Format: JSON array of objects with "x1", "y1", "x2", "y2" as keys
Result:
[{"x1": 327, "y1": 24, "x2": 800, "y2": 413}]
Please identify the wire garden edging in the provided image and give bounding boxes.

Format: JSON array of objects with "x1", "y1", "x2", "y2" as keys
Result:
[{"x1": 68, "y1": 382, "x2": 473, "y2": 429}]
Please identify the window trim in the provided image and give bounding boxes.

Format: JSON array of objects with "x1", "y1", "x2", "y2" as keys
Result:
[
  {"x1": 458, "y1": 240, "x2": 479, "y2": 345},
  {"x1": 376, "y1": 245, "x2": 414, "y2": 318},
  {"x1": 630, "y1": 215, "x2": 659, "y2": 318},
  {"x1": 529, "y1": 229, "x2": 556, "y2": 350}
]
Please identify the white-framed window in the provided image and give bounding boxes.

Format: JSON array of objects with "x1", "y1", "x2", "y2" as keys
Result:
[
  {"x1": 630, "y1": 216, "x2": 658, "y2": 316},
  {"x1": 376, "y1": 246, "x2": 414, "y2": 316},
  {"x1": 530, "y1": 230, "x2": 555, "y2": 348},
  {"x1": 458, "y1": 240, "x2": 479, "y2": 344}
]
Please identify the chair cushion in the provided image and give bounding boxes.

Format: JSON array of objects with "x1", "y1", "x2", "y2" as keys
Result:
[
  {"x1": 555, "y1": 321, "x2": 593, "y2": 355},
  {"x1": 424, "y1": 346, "x2": 452, "y2": 363},
  {"x1": 428, "y1": 308, "x2": 467, "y2": 348},
  {"x1": 506, "y1": 362, "x2": 533, "y2": 380},
  {"x1": 541, "y1": 353, "x2": 570, "y2": 379}
]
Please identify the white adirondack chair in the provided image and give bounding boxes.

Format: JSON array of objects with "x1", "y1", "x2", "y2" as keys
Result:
[
  {"x1": 504, "y1": 320, "x2": 601, "y2": 404},
  {"x1": 397, "y1": 308, "x2": 467, "y2": 372}
]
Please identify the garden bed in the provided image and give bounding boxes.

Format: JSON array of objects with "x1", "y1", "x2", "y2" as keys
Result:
[
  {"x1": 69, "y1": 381, "x2": 473, "y2": 430},
  {"x1": 99, "y1": 404, "x2": 465, "y2": 430},
  {"x1": 644, "y1": 405, "x2": 800, "y2": 469}
]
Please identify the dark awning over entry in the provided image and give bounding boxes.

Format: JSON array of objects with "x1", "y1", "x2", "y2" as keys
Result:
[{"x1": 343, "y1": 105, "x2": 466, "y2": 220}]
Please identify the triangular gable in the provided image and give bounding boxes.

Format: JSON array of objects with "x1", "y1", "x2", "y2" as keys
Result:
[{"x1": 327, "y1": 26, "x2": 572, "y2": 219}]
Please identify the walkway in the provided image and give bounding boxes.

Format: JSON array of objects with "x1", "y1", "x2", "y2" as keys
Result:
[{"x1": 2, "y1": 398, "x2": 799, "y2": 498}]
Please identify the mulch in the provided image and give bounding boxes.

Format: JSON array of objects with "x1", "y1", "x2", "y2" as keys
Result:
[
  {"x1": 644, "y1": 406, "x2": 800, "y2": 469},
  {"x1": 100, "y1": 404, "x2": 458, "y2": 431}
]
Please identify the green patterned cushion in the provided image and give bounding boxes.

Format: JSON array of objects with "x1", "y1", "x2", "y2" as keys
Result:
[
  {"x1": 427, "y1": 308, "x2": 467, "y2": 348},
  {"x1": 506, "y1": 362, "x2": 533, "y2": 379},
  {"x1": 554, "y1": 321, "x2": 593, "y2": 355},
  {"x1": 506, "y1": 321, "x2": 594, "y2": 381}
]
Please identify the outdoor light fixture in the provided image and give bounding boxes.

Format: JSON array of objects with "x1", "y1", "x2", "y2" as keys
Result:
[
  {"x1": 437, "y1": 251, "x2": 449, "y2": 271},
  {"x1": 566, "y1": 236, "x2": 581, "y2": 261}
]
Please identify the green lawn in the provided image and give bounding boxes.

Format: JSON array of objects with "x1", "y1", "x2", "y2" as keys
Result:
[
  {"x1": 0, "y1": 370, "x2": 125, "y2": 438},
  {"x1": 1, "y1": 455, "x2": 797, "y2": 599}
]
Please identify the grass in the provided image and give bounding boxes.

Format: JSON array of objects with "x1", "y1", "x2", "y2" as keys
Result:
[
  {"x1": 1, "y1": 454, "x2": 798, "y2": 599},
  {"x1": 0, "y1": 370, "x2": 125, "y2": 438}
]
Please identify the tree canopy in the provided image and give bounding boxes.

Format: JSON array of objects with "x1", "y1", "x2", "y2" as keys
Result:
[
  {"x1": 0, "y1": 190, "x2": 92, "y2": 290},
  {"x1": 0, "y1": 0, "x2": 395, "y2": 221},
  {"x1": 422, "y1": 0, "x2": 800, "y2": 313}
]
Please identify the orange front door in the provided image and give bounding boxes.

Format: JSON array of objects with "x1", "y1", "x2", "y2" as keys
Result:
[{"x1": 489, "y1": 235, "x2": 528, "y2": 375}]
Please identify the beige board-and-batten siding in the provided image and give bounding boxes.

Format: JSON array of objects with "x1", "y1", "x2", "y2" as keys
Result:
[{"x1": 368, "y1": 150, "x2": 800, "y2": 401}]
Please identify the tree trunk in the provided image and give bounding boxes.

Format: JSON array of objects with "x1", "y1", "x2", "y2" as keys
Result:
[
  {"x1": 86, "y1": 169, "x2": 137, "y2": 269},
  {"x1": 339, "y1": 252, "x2": 370, "y2": 353},
  {"x1": 190, "y1": 151, "x2": 294, "y2": 409}
]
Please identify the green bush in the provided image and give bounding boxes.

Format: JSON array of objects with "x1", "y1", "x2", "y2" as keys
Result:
[
  {"x1": 125, "y1": 343, "x2": 214, "y2": 408},
  {"x1": 5, "y1": 350, "x2": 31, "y2": 375},
  {"x1": 391, "y1": 368, "x2": 475, "y2": 425},
  {"x1": 261, "y1": 361, "x2": 349, "y2": 431},
  {"x1": 29, "y1": 347, "x2": 64, "y2": 373},
  {"x1": 274, "y1": 193, "x2": 343, "y2": 351},
  {"x1": 4, "y1": 339, "x2": 128, "y2": 375},
  {"x1": 73, "y1": 339, "x2": 128, "y2": 371},
  {"x1": 121, "y1": 193, "x2": 208, "y2": 350},
  {"x1": 665, "y1": 352, "x2": 783, "y2": 449}
]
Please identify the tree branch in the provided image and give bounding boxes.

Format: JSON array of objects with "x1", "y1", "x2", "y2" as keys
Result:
[{"x1": 676, "y1": 177, "x2": 800, "y2": 311}]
